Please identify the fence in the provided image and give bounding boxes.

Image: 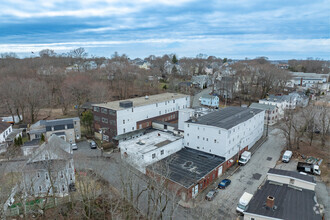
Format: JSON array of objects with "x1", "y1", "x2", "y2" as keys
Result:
[{"x1": 6, "y1": 196, "x2": 70, "y2": 217}]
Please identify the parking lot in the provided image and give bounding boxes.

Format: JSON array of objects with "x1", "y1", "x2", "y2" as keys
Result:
[
  {"x1": 198, "y1": 128, "x2": 286, "y2": 219},
  {"x1": 73, "y1": 140, "x2": 102, "y2": 157}
]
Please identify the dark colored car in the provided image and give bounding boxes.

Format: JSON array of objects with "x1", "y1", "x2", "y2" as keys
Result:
[
  {"x1": 218, "y1": 179, "x2": 231, "y2": 189},
  {"x1": 205, "y1": 189, "x2": 217, "y2": 201}
]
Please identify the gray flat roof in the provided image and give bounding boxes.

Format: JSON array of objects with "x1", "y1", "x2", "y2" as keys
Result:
[
  {"x1": 245, "y1": 181, "x2": 321, "y2": 220},
  {"x1": 187, "y1": 107, "x2": 263, "y2": 130},
  {"x1": 147, "y1": 147, "x2": 225, "y2": 188},
  {"x1": 92, "y1": 93, "x2": 188, "y2": 110},
  {"x1": 268, "y1": 168, "x2": 315, "y2": 183},
  {"x1": 250, "y1": 103, "x2": 276, "y2": 111}
]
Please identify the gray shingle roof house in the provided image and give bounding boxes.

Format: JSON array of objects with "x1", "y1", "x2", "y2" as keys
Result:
[
  {"x1": 28, "y1": 117, "x2": 81, "y2": 144},
  {"x1": 22, "y1": 135, "x2": 75, "y2": 197}
]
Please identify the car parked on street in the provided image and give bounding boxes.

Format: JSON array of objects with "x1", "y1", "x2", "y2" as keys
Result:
[
  {"x1": 71, "y1": 143, "x2": 78, "y2": 150},
  {"x1": 90, "y1": 140, "x2": 97, "y2": 149},
  {"x1": 218, "y1": 179, "x2": 231, "y2": 189},
  {"x1": 205, "y1": 189, "x2": 217, "y2": 201}
]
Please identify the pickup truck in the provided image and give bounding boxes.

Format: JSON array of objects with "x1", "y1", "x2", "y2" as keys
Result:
[{"x1": 297, "y1": 162, "x2": 321, "y2": 175}]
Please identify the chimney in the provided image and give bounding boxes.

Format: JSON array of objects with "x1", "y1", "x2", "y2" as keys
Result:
[{"x1": 266, "y1": 196, "x2": 275, "y2": 208}]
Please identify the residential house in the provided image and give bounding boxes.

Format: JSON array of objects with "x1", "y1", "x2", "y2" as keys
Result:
[
  {"x1": 183, "y1": 107, "x2": 264, "y2": 172},
  {"x1": 92, "y1": 93, "x2": 190, "y2": 144},
  {"x1": 0, "y1": 122, "x2": 12, "y2": 143},
  {"x1": 259, "y1": 94, "x2": 295, "y2": 116},
  {"x1": 244, "y1": 168, "x2": 321, "y2": 220},
  {"x1": 21, "y1": 139, "x2": 41, "y2": 156},
  {"x1": 200, "y1": 94, "x2": 219, "y2": 107},
  {"x1": 164, "y1": 61, "x2": 182, "y2": 75},
  {"x1": 192, "y1": 75, "x2": 212, "y2": 89},
  {"x1": 22, "y1": 135, "x2": 75, "y2": 197},
  {"x1": 249, "y1": 103, "x2": 280, "y2": 125},
  {"x1": 28, "y1": 117, "x2": 81, "y2": 144}
]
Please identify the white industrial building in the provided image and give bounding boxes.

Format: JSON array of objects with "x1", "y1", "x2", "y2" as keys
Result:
[
  {"x1": 119, "y1": 130, "x2": 183, "y2": 173},
  {"x1": 178, "y1": 107, "x2": 214, "y2": 131},
  {"x1": 183, "y1": 107, "x2": 264, "y2": 161},
  {"x1": 93, "y1": 93, "x2": 190, "y2": 143}
]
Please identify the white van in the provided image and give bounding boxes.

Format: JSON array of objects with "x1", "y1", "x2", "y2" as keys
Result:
[
  {"x1": 238, "y1": 151, "x2": 251, "y2": 165},
  {"x1": 282, "y1": 150, "x2": 292, "y2": 163},
  {"x1": 236, "y1": 192, "x2": 253, "y2": 214}
]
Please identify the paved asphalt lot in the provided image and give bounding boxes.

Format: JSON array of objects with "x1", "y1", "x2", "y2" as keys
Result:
[{"x1": 197, "y1": 128, "x2": 286, "y2": 219}]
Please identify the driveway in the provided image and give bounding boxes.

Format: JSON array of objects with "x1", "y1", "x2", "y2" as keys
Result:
[
  {"x1": 198, "y1": 128, "x2": 286, "y2": 219},
  {"x1": 192, "y1": 87, "x2": 212, "y2": 107}
]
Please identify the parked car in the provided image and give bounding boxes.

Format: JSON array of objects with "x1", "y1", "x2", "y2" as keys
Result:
[
  {"x1": 90, "y1": 140, "x2": 97, "y2": 149},
  {"x1": 205, "y1": 189, "x2": 217, "y2": 201},
  {"x1": 71, "y1": 143, "x2": 78, "y2": 150},
  {"x1": 218, "y1": 179, "x2": 231, "y2": 189},
  {"x1": 282, "y1": 150, "x2": 292, "y2": 163}
]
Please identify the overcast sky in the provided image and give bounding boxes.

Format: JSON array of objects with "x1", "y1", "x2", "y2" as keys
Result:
[{"x1": 1, "y1": 0, "x2": 329, "y2": 59}]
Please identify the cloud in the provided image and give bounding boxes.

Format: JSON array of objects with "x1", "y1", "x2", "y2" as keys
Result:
[{"x1": 0, "y1": 0, "x2": 329, "y2": 59}]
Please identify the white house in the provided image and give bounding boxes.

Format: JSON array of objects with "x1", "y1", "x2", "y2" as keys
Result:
[
  {"x1": 0, "y1": 122, "x2": 12, "y2": 143},
  {"x1": 249, "y1": 103, "x2": 280, "y2": 125},
  {"x1": 22, "y1": 135, "x2": 75, "y2": 197},
  {"x1": 259, "y1": 95, "x2": 290, "y2": 116},
  {"x1": 183, "y1": 107, "x2": 264, "y2": 161},
  {"x1": 119, "y1": 131, "x2": 183, "y2": 173},
  {"x1": 200, "y1": 94, "x2": 219, "y2": 107}
]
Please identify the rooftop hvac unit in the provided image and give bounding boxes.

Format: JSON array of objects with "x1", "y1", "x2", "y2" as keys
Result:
[{"x1": 119, "y1": 101, "x2": 133, "y2": 108}]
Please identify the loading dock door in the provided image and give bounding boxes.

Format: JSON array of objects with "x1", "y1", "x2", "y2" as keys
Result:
[
  {"x1": 218, "y1": 166, "x2": 223, "y2": 177},
  {"x1": 192, "y1": 184, "x2": 198, "y2": 198}
]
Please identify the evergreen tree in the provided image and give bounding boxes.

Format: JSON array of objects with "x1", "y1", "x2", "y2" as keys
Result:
[
  {"x1": 41, "y1": 133, "x2": 45, "y2": 142},
  {"x1": 162, "y1": 84, "x2": 167, "y2": 90},
  {"x1": 82, "y1": 110, "x2": 94, "y2": 135},
  {"x1": 172, "y1": 55, "x2": 178, "y2": 64},
  {"x1": 18, "y1": 135, "x2": 23, "y2": 146}
]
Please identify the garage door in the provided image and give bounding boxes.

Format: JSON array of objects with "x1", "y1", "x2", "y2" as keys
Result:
[{"x1": 218, "y1": 166, "x2": 223, "y2": 177}]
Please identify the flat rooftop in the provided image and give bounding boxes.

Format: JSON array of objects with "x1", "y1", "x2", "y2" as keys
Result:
[
  {"x1": 268, "y1": 168, "x2": 315, "y2": 183},
  {"x1": 92, "y1": 93, "x2": 188, "y2": 110},
  {"x1": 250, "y1": 103, "x2": 276, "y2": 111},
  {"x1": 119, "y1": 130, "x2": 181, "y2": 154},
  {"x1": 148, "y1": 147, "x2": 225, "y2": 188},
  {"x1": 187, "y1": 106, "x2": 263, "y2": 130},
  {"x1": 245, "y1": 180, "x2": 321, "y2": 220}
]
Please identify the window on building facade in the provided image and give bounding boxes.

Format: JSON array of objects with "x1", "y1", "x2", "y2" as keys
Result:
[
  {"x1": 132, "y1": 127, "x2": 134, "y2": 131},
  {"x1": 94, "y1": 106, "x2": 99, "y2": 112},
  {"x1": 173, "y1": 100, "x2": 175, "y2": 103},
  {"x1": 45, "y1": 154, "x2": 49, "y2": 160},
  {"x1": 156, "y1": 103, "x2": 158, "y2": 107},
  {"x1": 152, "y1": 153, "x2": 156, "y2": 159},
  {"x1": 109, "y1": 109, "x2": 116, "y2": 115},
  {"x1": 94, "y1": 116, "x2": 100, "y2": 121},
  {"x1": 101, "y1": 108, "x2": 108, "y2": 114},
  {"x1": 39, "y1": 186, "x2": 42, "y2": 191},
  {"x1": 161, "y1": 150, "x2": 164, "y2": 155},
  {"x1": 197, "y1": 136, "x2": 199, "y2": 139},
  {"x1": 37, "y1": 172, "x2": 40, "y2": 178},
  {"x1": 187, "y1": 142, "x2": 189, "y2": 146},
  {"x1": 45, "y1": 173, "x2": 48, "y2": 180},
  {"x1": 123, "y1": 120, "x2": 125, "y2": 124},
  {"x1": 187, "y1": 124, "x2": 189, "y2": 127},
  {"x1": 102, "y1": 118, "x2": 108, "y2": 123},
  {"x1": 123, "y1": 128, "x2": 126, "y2": 133},
  {"x1": 214, "y1": 139, "x2": 216, "y2": 143}
]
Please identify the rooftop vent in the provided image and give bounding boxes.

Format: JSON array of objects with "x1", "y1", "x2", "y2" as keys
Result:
[
  {"x1": 119, "y1": 101, "x2": 133, "y2": 108},
  {"x1": 266, "y1": 196, "x2": 275, "y2": 208}
]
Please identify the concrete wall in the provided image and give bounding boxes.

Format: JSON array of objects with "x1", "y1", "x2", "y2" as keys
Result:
[
  {"x1": 183, "y1": 111, "x2": 264, "y2": 160},
  {"x1": 178, "y1": 109, "x2": 194, "y2": 131}
]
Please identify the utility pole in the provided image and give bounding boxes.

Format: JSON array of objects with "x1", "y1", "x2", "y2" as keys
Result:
[{"x1": 266, "y1": 110, "x2": 269, "y2": 137}]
